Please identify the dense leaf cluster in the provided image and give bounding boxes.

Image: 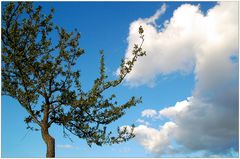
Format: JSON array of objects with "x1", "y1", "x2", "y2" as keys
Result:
[{"x1": 2, "y1": 2, "x2": 146, "y2": 146}]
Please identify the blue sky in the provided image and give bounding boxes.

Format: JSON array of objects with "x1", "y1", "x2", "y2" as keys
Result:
[{"x1": 1, "y1": 1, "x2": 239, "y2": 158}]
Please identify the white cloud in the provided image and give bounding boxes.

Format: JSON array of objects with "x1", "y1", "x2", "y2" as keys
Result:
[
  {"x1": 159, "y1": 97, "x2": 192, "y2": 118},
  {"x1": 122, "y1": 2, "x2": 238, "y2": 157},
  {"x1": 144, "y1": 4, "x2": 167, "y2": 25},
  {"x1": 136, "y1": 119, "x2": 150, "y2": 126},
  {"x1": 141, "y1": 109, "x2": 158, "y2": 118},
  {"x1": 134, "y1": 122, "x2": 177, "y2": 154},
  {"x1": 122, "y1": 2, "x2": 238, "y2": 87},
  {"x1": 160, "y1": 96, "x2": 238, "y2": 154}
]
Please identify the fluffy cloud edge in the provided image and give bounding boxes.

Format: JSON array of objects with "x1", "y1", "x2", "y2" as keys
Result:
[{"x1": 121, "y1": 1, "x2": 238, "y2": 157}]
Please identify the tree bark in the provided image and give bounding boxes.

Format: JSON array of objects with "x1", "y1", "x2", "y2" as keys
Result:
[{"x1": 41, "y1": 126, "x2": 55, "y2": 158}]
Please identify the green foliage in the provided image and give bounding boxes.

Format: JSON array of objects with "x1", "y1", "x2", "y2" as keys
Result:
[{"x1": 2, "y1": 2, "x2": 146, "y2": 147}]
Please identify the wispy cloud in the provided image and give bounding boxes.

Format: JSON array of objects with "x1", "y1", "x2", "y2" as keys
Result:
[
  {"x1": 136, "y1": 119, "x2": 150, "y2": 126},
  {"x1": 57, "y1": 144, "x2": 78, "y2": 149},
  {"x1": 144, "y1": 3, "x2": 167, "y2": 26}
]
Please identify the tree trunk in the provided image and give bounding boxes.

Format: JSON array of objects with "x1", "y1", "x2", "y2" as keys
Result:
[{"x1": 41, "y1": 126, "x2": 55, "y2": 158}]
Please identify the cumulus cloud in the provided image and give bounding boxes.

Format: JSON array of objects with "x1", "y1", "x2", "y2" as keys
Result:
[
  {"x1": 160, "y1": 96, "x2": 238, "y2": 154},
  {"x1": 123, "y1": 2, "x2": 238, "y2": 157},
  {"x1": 159, "y1": 97, "x2": 192, "y2": 118},
  {"x1": 134, "y1": 122, "x2": 177, "y2": 154},
  {"x1": 141, "y1": 109, "x2": 158, "y2": 118},
  {"x1": 123, "y1": 2, "x2": 238, "y2": 87}
]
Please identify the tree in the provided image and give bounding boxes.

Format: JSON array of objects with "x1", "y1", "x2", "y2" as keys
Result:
[{"x1": 1, "y1": 2, "x2": 146, "y2": 157}]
